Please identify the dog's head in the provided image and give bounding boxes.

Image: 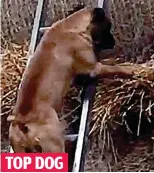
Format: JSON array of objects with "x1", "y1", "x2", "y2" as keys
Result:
[
  {"x1": 59, "y1": 7, "x2": 115, "y2": 60},
  {"x1": 7, "y1": 112, "x2": 65, "y2": 153},
  {"x1": 53, "y1": 7, "x2": 115, "y2": 56},
  {"x1": 89, "y1": 8, "x2": 115, "y2": 57}
]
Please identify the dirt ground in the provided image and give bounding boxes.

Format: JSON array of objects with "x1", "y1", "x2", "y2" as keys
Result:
[{"x1": 85, "y1": 131, "x2": 154, "y2": 172}]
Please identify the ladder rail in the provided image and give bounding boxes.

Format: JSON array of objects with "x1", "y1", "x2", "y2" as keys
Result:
[
  {"x1": 28, "y1": 0, "x2": 45, "y2": 60},
  {"x1": 72, "y1": 0, "x2": 107, "y2": 171},
  {"x1": 9, "y1": 0, "x2": 45, "y2": 153}
]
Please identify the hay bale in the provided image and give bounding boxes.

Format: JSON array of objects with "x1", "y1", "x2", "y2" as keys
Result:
[
  {"x1": 109, "y1": 0, "x2": 154, "y2": 62},
  {"x1": 1, "y1": 42, "x2": 29, "y2": 152},
  {"x1": 84, "y1": 61, "x2": 154, "y2": 171},
  {"x1": 2, "y1": 0, "x2": 154, "y2": 58},
  {"x1": 1, "y1": 0, "x2": 97, "y2": 43}
]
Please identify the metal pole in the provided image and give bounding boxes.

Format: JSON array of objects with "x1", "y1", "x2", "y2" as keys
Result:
[
  {"x1": 9, "y1": 0, "x2": 45, "y2": 153},
  {"x1": 72, "y1": 1, "x2": 106, "y2": 171}
]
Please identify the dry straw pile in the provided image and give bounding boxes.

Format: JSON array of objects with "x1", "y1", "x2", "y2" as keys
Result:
[
  {"x1": 90, "y1": 62, "x2": 154, "y2": 142},
  {"x1": 1, "y1": 43, "x2": 29, "y2": 149},
  {"x1": 1, "y1": 43, "x2": 29, "y2": 117},
  {"x1": 85, "y1": 61, "x2": 154, "y2": 172}
]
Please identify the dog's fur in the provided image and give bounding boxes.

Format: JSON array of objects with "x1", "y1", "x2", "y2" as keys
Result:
[{"x1": 8, "y1": 7, "x2": 133, "y2": 153}]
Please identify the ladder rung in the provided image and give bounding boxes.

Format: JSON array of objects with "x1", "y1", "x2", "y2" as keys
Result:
[
  {"x1": 39, "y1": 27, "x2": 51, "y2": 32},
  {"x1": 65, "y1": 134, "x2": 78, "y2": 141},
  {"x1": 9, "y1": 146, "x2": 14, "y2": 153}
]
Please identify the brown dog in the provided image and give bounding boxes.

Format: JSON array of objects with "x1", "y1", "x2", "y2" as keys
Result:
[{"x1": 7, "y1": 7, "x2": 133, "y2": 153}]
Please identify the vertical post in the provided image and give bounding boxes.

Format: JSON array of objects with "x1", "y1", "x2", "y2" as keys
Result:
[
  {"x1": 98, "y1": 0, "x2": 105, "y2": 8},
  {"x1": 72, "y1": 0, "x2": 109, "y2": 171},
  {"x1": 9, "y1": 0, "x2": 45, "y2": 153},
  {"x1": 103, "y1": 0, "x2": 110, "y2": 18},
  {"x1": 27, "y1": 0, "x2": 45, "y2": 64},
  {"x1": 72, "y1": 78, "x2": 97, "y2": 172},
  {"x1": 98, "y1": 0, "x2": 110, "y2": 18}
]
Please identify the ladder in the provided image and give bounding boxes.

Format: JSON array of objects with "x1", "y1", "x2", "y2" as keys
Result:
[{"x1": 9, "y1": 0, "x2": 106, "y2": 171}]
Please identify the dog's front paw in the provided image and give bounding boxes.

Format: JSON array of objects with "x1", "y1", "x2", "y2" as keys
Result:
[
  {"x1": 90, "y1": 62, "x2": 102, "y2": 77},
  {"x1": 122, "y1": 66, "x2": 134, "y2": 76}
]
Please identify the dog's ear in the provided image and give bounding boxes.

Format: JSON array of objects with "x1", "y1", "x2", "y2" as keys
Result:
[
  {"x1": 7, "y1": 115, "x2": 15, "y2": 121},
  {"x1": 7, "y1": 116, "x2": 29, "y2": 134},
  {"x1": 17, "y1": 122, "x2": 29, "y2": 134},
  {"x1": 91, "y1": 7, "x2": 112, "y2": 33},
  {"x1": 89, "y1": 7, "x2": 115, "y2": 58}
]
